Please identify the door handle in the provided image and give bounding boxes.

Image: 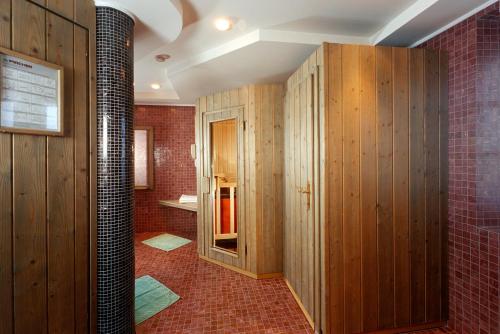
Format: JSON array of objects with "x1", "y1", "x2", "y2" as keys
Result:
[{"x1": 297, "y1": 183, "x2": 311, "y2": 210}]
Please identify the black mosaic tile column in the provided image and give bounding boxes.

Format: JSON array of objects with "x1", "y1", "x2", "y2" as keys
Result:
[{"x1": 96, "y1": 7, "x2": 135, "y2": 334}]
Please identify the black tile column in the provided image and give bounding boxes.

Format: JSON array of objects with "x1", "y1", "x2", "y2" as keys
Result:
[{"x1": 96, "y1": 7, "x2": 135, "y2": 333}]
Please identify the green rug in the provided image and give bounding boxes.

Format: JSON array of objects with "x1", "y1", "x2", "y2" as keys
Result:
[
  {"x1": 142, "y1": 233, "x2": 191, "y2": 252},
  {"x1": 135, "y1": 275, "x2": 180, "y2": 324}
]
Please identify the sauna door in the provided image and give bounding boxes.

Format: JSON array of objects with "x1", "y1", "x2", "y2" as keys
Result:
[
  {"x1": 202, "y1": 107, "x2": 245, "y2": 263},
  {"x1": 284, "y1": 70, "x2": 318, "y2": 326}
]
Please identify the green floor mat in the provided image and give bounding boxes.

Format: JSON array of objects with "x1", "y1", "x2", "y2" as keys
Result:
[
  {"x1": 135, "y1": 275, "x2": 180, "y2": 324},
  {"x1": 142, "y1": 233, "x2": 191, "y2": 252}
]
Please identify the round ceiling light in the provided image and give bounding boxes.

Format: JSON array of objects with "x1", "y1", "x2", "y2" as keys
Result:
[
  {"x1": 155, "y1": 54, "x2": 171, "y2": 62},
  {"x1": 151, "y1": 83, "x2": 161, "y2": 90},
  {"x1": 214, "y1": 17, "x2": 232, "y2": 31}
]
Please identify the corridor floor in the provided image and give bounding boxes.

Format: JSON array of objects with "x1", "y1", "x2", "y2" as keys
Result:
[
  {"x1": 135, "y1": 232, "x2": 455, "y2": 334},
  {"x1": 135, "y1": 232, "x2": 313, "y2": 334}
]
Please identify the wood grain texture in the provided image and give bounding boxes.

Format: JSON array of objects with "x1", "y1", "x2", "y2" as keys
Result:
[
  {"x1": 409, "y1": 49, "x2": 427, "y2": 324},
  {"x1": 319, "y1": 44, "x2": 447, "y2": 333},
  {"x1": 328, "y1": 43, "x2": 344, "y2": 334},
  {"x1": 195, "y1": 84, "x2": 283, "y2": 275},
  {"x1": 74, "y1": 26, "x2": 90, "y2": 334},
  {"x1": 0, "y1": 134, "x2": 13, "y2": 334},
  {"x1": 47, "y1": 0, "x2": 74, "y2": 20},
  {"x1": 12, "y1": 1, "x2": 48, "y2": 332},
  {"x1": 424, "y1": 50, "x2": 441, "y2": 323},
  {"x1": 342, "y1": 44, "x2": 362, "y2": 334},
  {"x1": 359, "y1": 45, "x2": 378, "y2": 332},
  {"x1": 0, "y1": 1, "x2": 12, "y2": 332},
  {"x1": 46, "y1": 13, "x2": 75, "y2": 333},
  {"x1": 393, "y1": 47, "x2": 410, "y2": 328},
  {"x1": 376, "y1": 46, "x2": 395, "y2": 329},
  {"x1": 1, "y1": 0, "x2": 96, "y2": 331}
]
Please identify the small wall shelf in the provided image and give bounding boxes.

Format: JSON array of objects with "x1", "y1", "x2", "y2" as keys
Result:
[{"x1": 159, "y1": 200, "x2": 197, "y2": 212}]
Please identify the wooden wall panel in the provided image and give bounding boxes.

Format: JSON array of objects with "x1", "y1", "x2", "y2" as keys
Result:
[
  {"x1": 11, "y1": 2, "x2": 48, "y2": 332},
  {"x1": 74, "y1": 25, "x2": 90, "y2": 334},
  {"x1": 409, "y1": 49, "x2": 427, "y2": 325},
  {"x1": 284, "y1": 46, "x2": 325, "y2": 330},
  {"x1": 0, "y1": 2, "x2": 12, "y2": 333},
  {"x1": 376, "y1": 47, "x2": 395, "y2": 329},
  {"x1": 328, "y1": 43, "x2": 344, "y2": 334},
  {"x1": 0, "y1": 0, "x2": 96, "y2": 331},
  {"x1": 294, "y1": 43, "x2": 449, "y2": 333},
  {"x1": 342, "y1": 44, "x2": 362, "y2": 334},
  {"x1": 359, "y1": 45, "x2": 378, "y2": 332},
  {"x1": 393, "y1": 48, "x2": 410, "y2": 328}
]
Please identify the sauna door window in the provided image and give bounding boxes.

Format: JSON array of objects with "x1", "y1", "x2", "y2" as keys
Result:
[
  {"x1": 210, "y1": 119, "x2": 238, "y2": 254},
  {"x1": 134, "y1": 127, "x2": 154, "y2": 190}
]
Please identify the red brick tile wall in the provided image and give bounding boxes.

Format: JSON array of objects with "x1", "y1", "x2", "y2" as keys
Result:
[
  {"x1": 134, "y1": 105, "x2": 197, "y2": 240},
  {"x1": 420, "y1": 3, "x2": 499, "y2": 333}
]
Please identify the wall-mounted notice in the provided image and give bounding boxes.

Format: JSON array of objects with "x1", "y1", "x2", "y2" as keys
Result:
[{"x1": 0, "y1": 47, "x2": 64, "y2": 136}]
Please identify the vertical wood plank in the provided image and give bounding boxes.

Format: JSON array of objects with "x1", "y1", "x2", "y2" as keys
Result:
[
  {"x1": 11, "y1": 1, "x2": 48, "y2": 332},
  {"x1": 0, "y1": 132, "x2": 13, "y2": 334},
  {"x1": 274, "y1": 84, "x2": 284, "y2": 274},
  {"x1": 46, "y1": 13, "x2": 75, "y2": 333},
  {"x1": 306, "y1": 71, "x2": 315, "y2": 317},
  {"x1": 74, "y1": 26, "x2": 89, "y2": 334},
  {"x1": 359, "y1": 45, "x2": 378, "y2": 332},
  {"x1": 260, "y1": 85, "x2": 273, "y2": 273},
  {"x1": 247, "y1": 85, "x2": 257, "y2": 273},
  {"x1": 0, "y1": 1, "x2": 12, "y2": 332},
  {"x1": 294, "y1": 79, "x2": 302, "y2": 296},
  {"x1": 213, "y1": 92, "x2": 221, "y2": 111},
  {"x1": 300, "y1": 79, "x2": 309, "y2": 313},
  {"x1": 409, "y1": 49, "x2": 426, "y2": 324},
  {"x1": 328, "y1": 43, "x2": 344, "y2": 334},
  {"x1": 0, "y1": 0, "x2": 10, "y2": 46},
  {"x1": 376, "y1": 46, "x2": 395, "y2": 329},
  {"x1": 320, "y1": 44, "x2": 329, "y2": 334},
  {"x1": 47, "y1": 0, "x2": 74, "y2": 20},
  {"x1": 342, "y1": 44, "x2": 362, "y2": 333},
  {"x1": 393, "y1": 47, "x2": 410, "y2": 328},
  {"x1": 424, "y1": 49, "x2": 441, "y2": 322},
  {"x1": 13, "y1": 136, "x2": 48, "y2": 334},
  {"x1": 438, "y1": 52, "x2": 449, "y2": 321}
]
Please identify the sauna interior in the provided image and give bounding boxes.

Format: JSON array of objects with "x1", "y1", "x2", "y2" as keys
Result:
[{"x1": 0, "y1": 1, "x2": 498, "y2": 334}]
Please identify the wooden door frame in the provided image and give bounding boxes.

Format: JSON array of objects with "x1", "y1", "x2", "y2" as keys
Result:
[{"x1": 201, "y1": 106, "x2": 246, "y2": 268}]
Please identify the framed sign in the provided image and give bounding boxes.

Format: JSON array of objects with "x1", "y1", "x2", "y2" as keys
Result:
[{"x1": 0, "y1": 47, "x2": 64, "y2": 136}]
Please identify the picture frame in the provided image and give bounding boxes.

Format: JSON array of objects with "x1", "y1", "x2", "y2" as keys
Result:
[{"x1": 0, "y1": 46, "x2": 64, "y2": 136}]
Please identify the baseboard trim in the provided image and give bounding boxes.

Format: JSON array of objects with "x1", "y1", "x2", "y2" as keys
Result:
[
  {"x1": 199, "y1": 255, "x2": 282, "y2": 280},
  {"x1": 284, "y1": 278, "x2": 314, "y2": 329},
  {"x1": 360, "y1": 321, "x2": 447, "y2": 333}
]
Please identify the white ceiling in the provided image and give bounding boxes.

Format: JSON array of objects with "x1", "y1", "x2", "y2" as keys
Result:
[{"x1": 96, "y1": 0, "x2": 496, "y2": 105}]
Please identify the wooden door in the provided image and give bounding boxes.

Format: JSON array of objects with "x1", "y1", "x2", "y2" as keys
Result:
[
  {"x1": 284, "y1": 70, "x2": 317, "y2": 326},
  {"x1": 201, "y1": 107, "x2": 246, "y2": 269},
  {"x1": 0, "y1": 1, "x2": 96, "y2": 333}
]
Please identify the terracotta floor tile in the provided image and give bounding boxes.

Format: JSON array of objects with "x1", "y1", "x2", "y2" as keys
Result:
[
  {"x1": 135, "y1": 232, "x2": 454, "y2": 334},
  {"x1": 135, "y1": 232, "x2": 313, "y2": 334}
]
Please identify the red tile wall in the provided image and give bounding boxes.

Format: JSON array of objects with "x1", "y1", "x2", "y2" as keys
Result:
[
  {"x1": 134, "y1": 105, "x2": 197, "y2": 240},
  {"x1": 420, "y1": 3, "x2": 499, "y2": 333}
]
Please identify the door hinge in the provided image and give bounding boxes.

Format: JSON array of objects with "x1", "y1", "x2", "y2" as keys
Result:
[
  {"x1": 245, "y1": 244, "x2": 248, "y2": 256},
  {"x1": 243, "y1": 120, "x2": 247, "y2": 131}
]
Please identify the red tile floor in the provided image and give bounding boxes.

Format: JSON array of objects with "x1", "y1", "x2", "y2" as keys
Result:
[{"x1": 135, "y1": 232, "x2": 455, "y2": 334}]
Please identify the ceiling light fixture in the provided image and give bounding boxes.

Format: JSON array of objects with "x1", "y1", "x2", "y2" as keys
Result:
[
  {"x1": 151, "y1": 83, "x2": 161, "y2": 90},
  {"x1": 214, "y1": 17, "x2": 232, "y2": 31},
  {"x1": 155, "y1": 54, "x2": 171, "y2": 62}
]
